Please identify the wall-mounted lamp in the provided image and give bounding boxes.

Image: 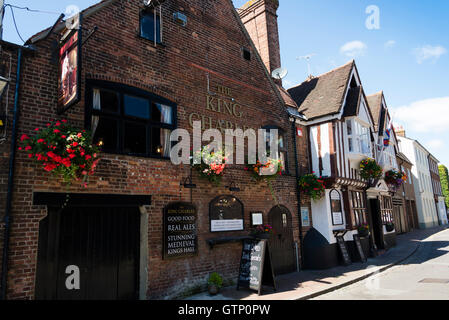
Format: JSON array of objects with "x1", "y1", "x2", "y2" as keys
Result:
[
  {"x1": 226, "y1": 181, "x2": 241, "y2": 192},
  {"x1": 181, "y1": 167, "x2": 196, "y2": 189},
  {"x1": 156, "y1": 145, "x2": 163, "y2": 155}
]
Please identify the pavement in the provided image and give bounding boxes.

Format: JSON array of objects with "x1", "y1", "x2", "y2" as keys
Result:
[{"x1": 186, "y1": 225, "x2": 449, "y2": 300}]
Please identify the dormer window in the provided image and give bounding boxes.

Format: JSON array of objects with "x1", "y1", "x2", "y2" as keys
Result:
[{"x1": 346, "y1": 119, "x2": 371, "y2": 156}]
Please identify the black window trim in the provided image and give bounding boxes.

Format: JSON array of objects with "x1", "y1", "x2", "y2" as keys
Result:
[
  {"x1": 85, "y1": 79, "x2": 177, "y2": 160},
  {"x1": 139, "y1": 9, "x2": 163, "y2": 45}
]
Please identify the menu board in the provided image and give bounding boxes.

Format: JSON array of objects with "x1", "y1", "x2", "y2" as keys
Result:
[
  {"x1": 353, "y1": 234, "x2": 367, "y2": 263},
  {"x1": 237, "y1": 239, "x2": 276, "y2": 295},
  {"x1": 163, "y1": 202, "x2": 197, "y2": 259},
  {"x1": 209, "y1": 195, "x2": 244, "y2": 232},
  {"x1": 330, "y1": 189, "x2": 344, "y2": 226},
  {"x1": 336, "y1": 236, "x2": 352, "y2": 266}
]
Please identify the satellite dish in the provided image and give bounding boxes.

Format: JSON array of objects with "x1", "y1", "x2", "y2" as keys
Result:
[
  {"x1": 143, "y1": 0, "x2": 154, "y2": 7},
  {"x1": 272, "y1": 67, "x2": 288, "y2": 80}
]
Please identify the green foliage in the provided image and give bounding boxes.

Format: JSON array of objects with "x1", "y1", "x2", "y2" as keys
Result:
[
  {"x1": 439, "y1": 165, "x2": 449, "y2": 208},
  {"x1": 207, "y1": 272, "x2": 223, "y2": 289},
  {"x1": 359, "y1": 158, "x2": 383, "y2": 180},
  {"x1": 298, "y1": 173, "x2": 325, "y2": 200}
]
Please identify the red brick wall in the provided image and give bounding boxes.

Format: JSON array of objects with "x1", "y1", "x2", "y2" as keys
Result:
[
  {"x1": 1, "y1": 0, "x2": 309, "y2": 299},
  {"x1": 238, "y1": 0, "x2": 281, "y2": 75}
]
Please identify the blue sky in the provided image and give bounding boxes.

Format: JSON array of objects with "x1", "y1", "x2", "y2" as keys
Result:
[{"x1": 3, "y1": 0, "x2": 449, "y2": 166}]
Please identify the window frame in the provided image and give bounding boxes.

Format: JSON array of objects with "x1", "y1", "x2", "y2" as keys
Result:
[
  {"x1": 85, "y1": 80, "x2": 177, "y2": 159},
  {"x1": 349, "y1": 190, "x2": 367, "y2": 227},
  {"x1": 262, "y1": 125, "x2": 289, "y2": 175},
  {"x1": 139, "y1": 9, "x2": 163, "y2": 44},
  {"x1": 346, "y1": 118, "x2": 371, "y2": 156}
]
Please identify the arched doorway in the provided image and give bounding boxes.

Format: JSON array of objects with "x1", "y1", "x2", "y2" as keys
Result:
[{"x1": 268, "y1": 205, "x2": 296, "y2": 275}]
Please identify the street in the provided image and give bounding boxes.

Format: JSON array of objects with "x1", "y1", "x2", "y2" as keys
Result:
[{"x1": 313, "y1": 228, "x2": 449, "y2": 300}]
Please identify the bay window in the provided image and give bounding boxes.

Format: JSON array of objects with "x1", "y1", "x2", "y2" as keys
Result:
[
  {"x1": 87, "y1": 81, "x2": 176, "y2": 158},
  {"x1": 346, "y1": 119, "x2": 371, "y2": 156}
]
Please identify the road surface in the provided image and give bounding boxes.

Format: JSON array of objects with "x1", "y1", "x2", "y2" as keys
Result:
[{"x1": 313, "y1": 228, "x2": 449, "y2": 300}]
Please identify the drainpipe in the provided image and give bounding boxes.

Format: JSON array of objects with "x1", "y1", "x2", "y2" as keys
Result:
[
  {"x1": 1, "y1": 47, "x2": 22, "y2": 300},
  {"x1": 291, "y1": 118, "x2": 304, "y2": 269}
]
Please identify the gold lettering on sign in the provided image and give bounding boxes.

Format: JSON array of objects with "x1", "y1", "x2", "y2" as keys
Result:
[{"x1": 188, "y1": 85, "x2": 255, "y2": 132}]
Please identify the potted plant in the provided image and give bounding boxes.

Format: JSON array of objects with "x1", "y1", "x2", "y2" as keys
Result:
[
  {"x1": 207, "y1": 272, "x2": 223, "y2": 295},
  {"x1": 20, "y1": 120, "x2": 100, "y2": 187},
  {"x1": 192, "y1": 146, "x2": 226, "y2": 186},
  {"x1": 249, "y1": 224, "x2": 274, "y2": 239},
  {"x1": 385, "y1": 222, "x2": 395, "y2": 232},
  {"x1": 298, "y1": 173, "x2": 325, "y2": 200},
  {"x1": 359, "y1": 158, "x2": 383, "y2": 181},
  {"x1": 358, "y1": 222, "x2": 370, "y2": 238}
]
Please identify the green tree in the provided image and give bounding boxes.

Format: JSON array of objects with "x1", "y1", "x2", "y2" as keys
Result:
[{"x1": 439, "y1": 164, "x2": 449, "y2": 208}]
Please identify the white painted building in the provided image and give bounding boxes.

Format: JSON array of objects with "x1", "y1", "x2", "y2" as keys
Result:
[{"x1": 397, "y1": 135, "x2": 439, "y2": 228}]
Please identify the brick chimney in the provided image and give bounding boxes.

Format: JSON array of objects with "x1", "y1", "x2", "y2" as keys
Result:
[
  {"x1": 238, "y1": 0, "x2": 281, "y2": 76},
  {"x1": 395, "y1": 125, "x2": 406, "y2": 137}
]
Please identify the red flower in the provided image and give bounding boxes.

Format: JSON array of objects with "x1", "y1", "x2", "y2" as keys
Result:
[
  {"x1": 55, "y1": 122, "x2": 61, "y2": 127},
  {"x1": 62, "y1": 119, "x2": 67, "y2": 123},
  {"x1": 61, "y1": 135, "x2": 67, "y2": 139},
  {"x1": 46, "y1": 123, "x2": 51, "y2": 127},
  {"x1": 28, "y1": 154, "x2": 33, "y2": 158},
  {"x1": 85, "y1": 155, "x2": 92, "y2": 160},
  {"x1": 69, "y1": 154, "x2": 76, "y2": 159},
  {"x1": 20, "y1": 134, "x2": 29, "y2": 141},
  {"x1": 53, "y1": 129, "x2": 60, "y2": 134},
  {"x1": 34, "y1": 128, "x2": 39, "y2": 131},
  {"x1": 37, "y1": 139, "x2": 45, "y2": 143},
  {"x1": 25, "y1": 146, "x2": 32, "y2": 151},
  {"x1": 72, "y1": 142, "x2": 79, "y2": 147}
]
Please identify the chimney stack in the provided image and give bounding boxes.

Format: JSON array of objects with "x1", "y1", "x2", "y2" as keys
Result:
[
  {"x1": 394, "y1": 125, "x2": 406, "y2": 137},
  {"x1": 238, "y1": 0, "x2": 281, "y2": 77}
]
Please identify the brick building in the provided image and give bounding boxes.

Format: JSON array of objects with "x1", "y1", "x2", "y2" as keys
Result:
[{"x1": 0, "y1": 0, "x2": 310, "y2": 300}]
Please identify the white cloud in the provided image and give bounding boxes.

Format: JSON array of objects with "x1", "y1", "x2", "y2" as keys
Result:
[
  {"x1": 393, "y1": 97, "x2": 449, "y2": 133},
  {"x1": 413, "y1": 45, "x2": 447, "y2": 64},
  {"x1": 340, "y1": 41, "x2": 367, "y2": 57},
  {"x1": 384, "y1": 40, "x2": 396, "y2": 49},
  {"x1": 427, "y1": 139, "x2": 444, "y2": 150}
]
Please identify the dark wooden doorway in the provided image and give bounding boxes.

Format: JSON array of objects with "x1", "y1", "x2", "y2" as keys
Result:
[
  {"x1": 268, "y1": 206, "x2": 296, "y2": 275},
  {"x1": 35, "y1": 206, "x2": 140, "y2": 300},
  {"x1": 369, "y1": 199, "x2": 384, "y2": 250}
]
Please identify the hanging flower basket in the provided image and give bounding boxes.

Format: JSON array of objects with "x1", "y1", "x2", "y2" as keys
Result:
[
  {"x1": 298, "y1": 173, "x2": 325, "y2": 200},
  {"x1": 384, "y1": 169, "x2": 407, "y2": 189},
  {"x1": 244, "y1": 158, "x2": 283, "y2": 182},
  {"x1": 245, "y1": 157, "x2": 283, "y2": 204},
  {"x1": 359, "y1": 158, "x2": 383, "y2": 181},
  {"x1": 192, "y1": 146, "x2": 226, "y2": 186},
  {"x1": 20, "y1": 120, "x2": 101, "y2": 187}
]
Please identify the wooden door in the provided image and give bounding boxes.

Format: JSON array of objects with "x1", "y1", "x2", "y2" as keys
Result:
[
  {"x1": 35, "y1": 206, "x2": 140, "y2": 300},
  {"x1": 268, "y1": 206, "x2": 296, "y2": 275}
]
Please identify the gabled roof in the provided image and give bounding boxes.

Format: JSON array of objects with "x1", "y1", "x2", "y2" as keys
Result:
[
  {"x1": 342, "y1": 86, "x2": 362, "y2": 117},
  {"x1": 276, "y1": 84, "x2": 299, "y2": 108},
  {"x1": 366, "y1": 91, "x2": 383, "y2": 131},
  {"x1": 287, "y1": 60, "x2": 355, "y2": 120},
  {"x1": 26, "y1": 0, "x2": 120, "y2": 44}
]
